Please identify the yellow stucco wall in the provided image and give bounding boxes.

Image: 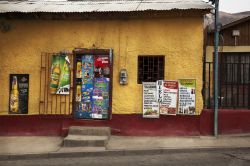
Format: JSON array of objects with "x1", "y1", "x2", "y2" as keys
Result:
[{"x1": 0, "y1": 16, "x2": 204, "y2": 115}]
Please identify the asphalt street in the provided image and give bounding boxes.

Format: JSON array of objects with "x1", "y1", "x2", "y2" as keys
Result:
[{"x1": 1, "y1": 149, "x2": 250, "y2": 166}]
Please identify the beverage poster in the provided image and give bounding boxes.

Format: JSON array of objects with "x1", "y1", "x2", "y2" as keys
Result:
[
  {"x1": 143, "y1": 82, "x2": 159, "y2": 118},
  {"x1": 50, "y1": 55, "x2": 70, "y2": 95},
  {"x1": 9, "y1": 74, "x2": 29, "y2": 114},
  {"x1": 160, "y1": 81, "x2": 178, "y2": 115},
  {"x1": 178, "y1": 79, "x2": 196, "y2": 115},
  {"x1": 92, "y1": 77, "x2": 110, "y2": 119},
  {"x1": 94, "y1": 55, "x2": 110, "y2": 78}
]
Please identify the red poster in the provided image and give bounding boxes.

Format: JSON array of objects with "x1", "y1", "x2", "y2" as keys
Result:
[
  {"x1": 160, "y1": 81, "x2": 178, "y2": 115},
  {"x1": 94, "y1": 55, "x2": 110, "y2": 78}
]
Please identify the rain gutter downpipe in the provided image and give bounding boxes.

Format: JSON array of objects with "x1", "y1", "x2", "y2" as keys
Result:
[{"x1": 214, "y1": 0, "x2": 220, "y2": 137}]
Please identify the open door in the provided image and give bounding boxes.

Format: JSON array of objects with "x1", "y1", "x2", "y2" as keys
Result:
[{"x1": 73, "y1": 49, "x2": 112, "y2": 120}]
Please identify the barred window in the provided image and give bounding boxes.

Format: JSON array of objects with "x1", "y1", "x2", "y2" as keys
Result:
[
  {"x1": 137, "y1": 56, "x2": 165, "y2": 84},
  {"x1": 221, "y1": 53, "x2": 250, "y2": 84}
]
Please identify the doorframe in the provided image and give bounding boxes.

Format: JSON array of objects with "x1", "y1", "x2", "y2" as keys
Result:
[{"x1": 72, "y1": 48, "x2": 113, "y2": 120}]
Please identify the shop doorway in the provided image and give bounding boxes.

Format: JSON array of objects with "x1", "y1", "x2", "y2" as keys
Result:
[{"x1": 73, "y1": 49, "x2": 113, "y2": 119}]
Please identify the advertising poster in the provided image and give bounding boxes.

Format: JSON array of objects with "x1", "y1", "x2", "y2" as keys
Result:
[
  {"x1": 160, "y1": 81, "x2": 178, "y2": 115},
  {"x1": 156, "y1": 80, "x2": 163, "y2": 103},
  {"x1": 50, "y1": 55, "x2": 70, "y2": 95},
  {"x1": 94, "y1": 55, "x2": 110, "y2": 78},
  {"x1": 178, "y1": 79, "x2": 196, "y2": 115},
  {"x1": 74, "y1": 102, "x2": 92, "y2": 119},
  {"x1": 9, "y1": 74, "x2": 29, "y2": 114},
  {"x1": 92, "y1": 77, "x2": 110, "y2": 119},
  {"x1": 81, "y1": 55, "x2": 94, "y2": 118},
  {"x1": 143, "y1": 82, "x2": 159, "y2": 118},
  {"x1": 81, "y1": 84, "x2": 93, "y2": 103},
  {"x1": 82, "y1": 55, "x2": 94, "y2": 84}
]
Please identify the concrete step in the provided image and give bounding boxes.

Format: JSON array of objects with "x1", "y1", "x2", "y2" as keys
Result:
[
  {"x1": 58, "y1": 147, "x2": 106, "y2": 152},
  {"x1": 68, "y1": 126, "x2": 111, "y2": 137},
  {"x1": 63, "y1": 135, "x2": 109, "y2": 147}
]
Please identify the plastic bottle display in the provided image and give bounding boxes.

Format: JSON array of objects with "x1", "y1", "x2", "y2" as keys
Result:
[
  {"x1": 76, "y1": 84, "x2": 81, "y2": 102},
  {"x1": 10, "y1": 76, "x2": 19, "y2": 113},
  {"x1": 76, "y1": 61, "x2": 82, "y2": 78}
]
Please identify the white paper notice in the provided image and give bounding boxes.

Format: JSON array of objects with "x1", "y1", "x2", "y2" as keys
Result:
[{"x1": 143, "y1": 82, "x2": 159, "y2": 118}]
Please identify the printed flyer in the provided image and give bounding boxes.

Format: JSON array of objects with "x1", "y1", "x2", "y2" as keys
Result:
[
  {"x1": 160, "y1": 81, "x2": 178, "y2": 115},
  {"x1": 156, "y1": 80, "x2": 163, "y2": 103},
  {"x1": 178, "y1": 79, "x2": 196, "y2": 115},
  {"x1": 92, "y1": 77, "x2": 110, "y2": 119},
  {"x1": 143, "y1": 82, "x2": 159, "y2": 118},
  {"x1": 50, "y1": 55, "x2": 70, "y2": 95},
  {"x1": 9, "y1": 74, "x2": 29, "y2": 114},
  {"x1": 94, "y1": 55, "x2": 110, "y2": 78},
  {"x1": 82, "y1": 55, "x2": 94, "y2": 84}
]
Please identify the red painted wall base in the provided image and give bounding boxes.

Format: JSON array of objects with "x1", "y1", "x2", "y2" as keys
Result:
[{"x1": 0, "y1": 109, "x2": 250, "y2": 136}]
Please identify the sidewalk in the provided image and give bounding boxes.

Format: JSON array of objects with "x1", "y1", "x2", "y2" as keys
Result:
[{"x1": 0, "y1": 135, "x2": 250, "y2": 160}]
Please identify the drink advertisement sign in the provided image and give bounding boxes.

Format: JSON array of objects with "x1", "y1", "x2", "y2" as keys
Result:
[
  {"x1": 94, "y1": 55, "x2": 110, "y2": 78},
  {"x1": 50, "y1": 55, "x2": 70, "y2": 95},
  {"x1": 178, "y1": 79, "x2": 196, "y2": 115},
  {"x1": 143, "y1": 82, "x2": 159, "y2": 118},
  {"x1": 159, "y1": 81, "x2": 178, "y2": 115},
  {"x1": 9, "y1": 74, "x2": 29, "y2": 114}
]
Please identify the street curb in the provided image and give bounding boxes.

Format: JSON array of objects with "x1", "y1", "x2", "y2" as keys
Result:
[{"x1": 1, "y1": 147, "x2": 250, "y2": 161}]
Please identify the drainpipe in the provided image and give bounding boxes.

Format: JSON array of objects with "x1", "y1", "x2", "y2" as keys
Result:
[{"x1": 213, "y1": 0, "x2": 220, "y2": 137}]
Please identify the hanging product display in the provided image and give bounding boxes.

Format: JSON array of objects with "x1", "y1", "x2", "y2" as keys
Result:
[
  {"x1": 158, "y1": 80, "x2": 178, "y2": 115},
  {"x1": 142, "y1": 82, "x2": 159, "y2": 118},
  {"x1": 74, "y1": 54, "x2": 111, "y2": 119},
  {"x1": 178, "y1": 79, "x2": 196, "y2": 115},
  {"x1": 81, "y1": 55, "x2": 94, "y2": 118},
  {"x1": 92, "y1": 77, "x2": 110, "y2": 119},
  {"x1": 9, "y1": 74, "x2": 29, "y2": 114},
  {"x1": 50, "y1": 54, "x2": 70, "y2": 95}
]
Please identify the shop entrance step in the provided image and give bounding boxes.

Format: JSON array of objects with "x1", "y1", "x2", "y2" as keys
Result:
[
  {"x1": 63, "y1": 126, "x2": 111, "y2": 148},
  {"x1": 68, "y1": 126, "x2": 111, "y2": 136}
]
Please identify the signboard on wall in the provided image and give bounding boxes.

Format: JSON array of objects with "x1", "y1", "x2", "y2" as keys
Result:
[
  {"x1": 9, "y1": 74, "x2": 29, "y2": 114},
  {"x1": 159, "y1": 80, "x2": 178, "y2": 115},
  {"x1": 50, "y1": 55, "x2": 70, "y2": 95},
  {"x1": 142, "y1": 82, "x2": 159, "y2": 118},
  {"x1": 178, "y1": 79, "x2": 196, "y2": 115}
]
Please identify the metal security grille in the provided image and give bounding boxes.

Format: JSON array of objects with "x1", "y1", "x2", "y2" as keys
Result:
[
  {"x1": 219, "y1": 53, "x2": 250, "y2": 108},
  {"x1": 204, "y1": 52, "x2": 250, "y2": 109},
  {"x1": 203, "y1": 62, "x2": 213, "y2": 108},
  {"x1": 137, "y1": 56, "x2": 164, "y2": 84},
  {"x1": 39, "y1": 52, "x2": 74, "y2": 115}
]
